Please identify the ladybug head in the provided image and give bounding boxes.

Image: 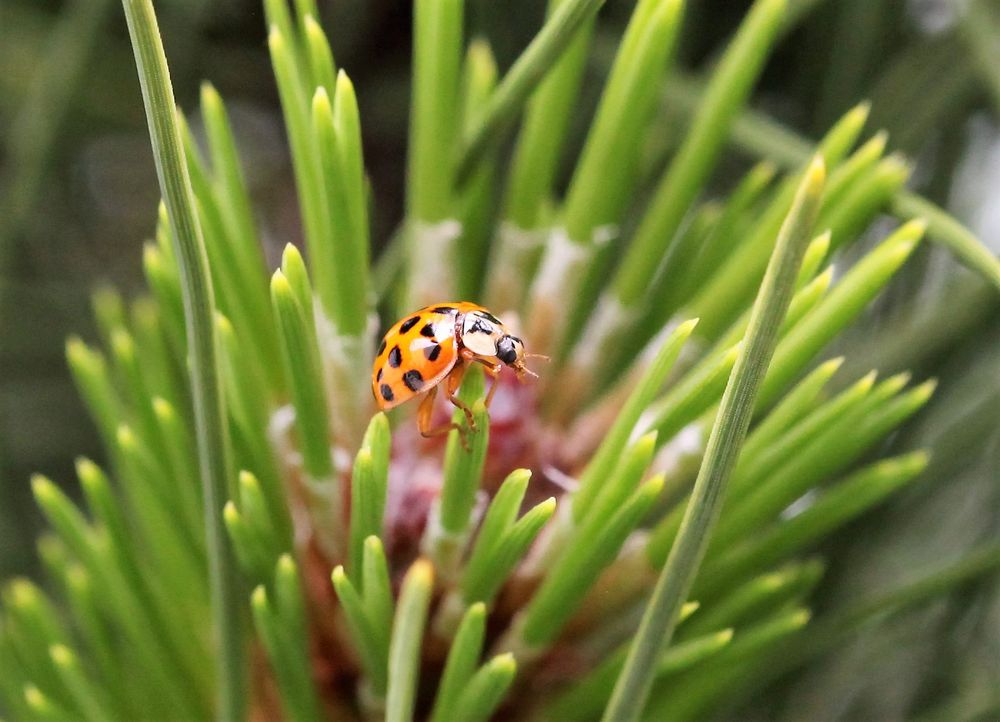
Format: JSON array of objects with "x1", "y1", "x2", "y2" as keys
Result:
[
  {"x1": 496, "y1": 335, "x2": 523, "y2": 366},
  {"x1": 498, "y1": 335, "x2": 540, "y2": 380},
  {"x1": 461, "y1": 310, "x2": 542, "y2": 378}
]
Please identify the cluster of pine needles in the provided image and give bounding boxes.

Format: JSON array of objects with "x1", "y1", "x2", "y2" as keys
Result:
[{"x1": 2, "y1": 0, "x2": 1000, "y2": 720}]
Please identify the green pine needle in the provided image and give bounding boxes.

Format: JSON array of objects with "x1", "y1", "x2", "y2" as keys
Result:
[
  {"x1": 604, "y1": 156, "x2": 826, "y2": 722},
  {"x1": 455, "y1": 0, "x2": 607, "y2": 183},
  {"x1": 386, "y1": 559, "x2": 434, "y2": 722},
  {"x1": 120, "y1": 1, "x2": 242, "y2": 716}
]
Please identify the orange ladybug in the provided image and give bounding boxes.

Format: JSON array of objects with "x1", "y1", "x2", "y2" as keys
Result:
[{"x1": 372, "y1": 302, "x2": 539, "y2": 439}]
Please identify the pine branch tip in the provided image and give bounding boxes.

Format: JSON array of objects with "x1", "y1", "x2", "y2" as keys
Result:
[
  {"x1": 152, "y1": 397, "x2": 174, "y2": 419},
  {"x1": 679, "y1": 318, "x2": 700, "y2": 334},
  {"x1": 74, "y1": 456, "x2": 98, "y2": 478},
  {"x1": 847, "y1": 100, "x2": 872, "y2": 126},
  {"x1": 492, "y1": 652, "x2": 517, "y2": 671},
  {"x1": 65, "y1": 335, "x2": 85, "y2": 354},
  {"x1": 30, "y1": 474, "x2": 56, "y2": 502},
  {"x1": 909, "y1": 449, "x2": 931, "y2": 470},
  {"x1": 408, "y1": 558, "x2": 435, "y2": 587},
  {"x1": 110, "y1": 328, "x2": 133, "y2": 355},
  {"x1": 680, "y1": 601, "x2": 699, "y2": 620},
  {"x1": 805, "y1": 154, "x2": 826, "y2": 187},
  {"x1": 303, "y1": 13, "x2": 321, "y2": 34},
  {"x1": 815, "y1": 266, "x2": 834, "y2": 285},
  {"x1": 313, "y1": 85, "x2": 332, "y2": 109},
  {"x1": 270, "y1": 269, "x2": 291, "y2": 293},
  {"x1": 510, "y1": 468, "x2": 532, "y2": 483},
  {"x1": 467, "y1": 36, "x2": 495, "y2": 61},
  {"x1": 643, "y1": 474, "x2": 665, "y2": 496},
  {"x1": 898, "y1": 217, "x2": 929, "y2": 241},
  {"x1": 50, "y1": 644, "x2": 74, "y2": 668},
  {"x1": 115, "y1": 425, "x2": 135, "y2": 447},
  {"x1": 200, "y1": 80, "x2": 220, "y2": 103},
  {"x1": 281, "y1": 242, "x2": 303, "y2": 264},
  {"x1": 335, "y1": 68, "x2": 357, "y2": 100},
  {"x1": 637, "y1": 430, "x2": 658, "y2": 448},
  {"x1": 24, "y1": 686, "x2": 45, "y2": 708},
  {"x1": 823, "y1": 356, "x2": 845, "y2": 372},
  {"x1": 859, "y1": 370, "x2": 879, "y2": 391}
]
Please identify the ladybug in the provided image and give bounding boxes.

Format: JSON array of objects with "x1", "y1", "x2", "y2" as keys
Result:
[{"x1": 372, "y1": 302, "x2": 539, "y2": 440}]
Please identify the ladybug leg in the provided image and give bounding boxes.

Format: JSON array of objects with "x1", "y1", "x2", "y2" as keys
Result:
[
  {"x1": 445, "y1": 361, "x2": 477, "y2": 430},
  {"x1": 481, "y1": 363, "x2": 502, "y2": 408},
  {"x1": 417, "y1": 387, "x2": 468, "y2": 448},
  {"x1": 416, "y1": 385, "x2": 439, "y2": 434}
]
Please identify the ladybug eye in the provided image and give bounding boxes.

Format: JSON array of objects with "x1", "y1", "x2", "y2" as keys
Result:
[{"x1": 497, "y1": 336, "x2": 517, "y2": 365}]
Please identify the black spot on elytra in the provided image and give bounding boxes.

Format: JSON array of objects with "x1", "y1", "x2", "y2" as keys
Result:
[
  {"x1": 420, "y1": 323, "x2": 436, "y2": 338},
  {"x1": 380, "y1": 384, "x2": 394, "y2": 402},
  {"x1": 431, "y1": 305, "x2": 456, "y2": 314},
  {"x1": 388, "y1": 346, "x2": 402, "y2": 368},
  {"x1": 399, "y1": 316, "x2": 421, "y2": 333},
  {"x1": 376, "y1": 367, "x2": 383, "y2": 381},
  {"x1": 377, "y1": 339, "x2": 386, "y2": 356},
  {"x1": 425, "y1": 344, "x2": 442, "y2": 361},
  {"x1": 402, "y1": 369, "x2": 424, "y2": 392}
]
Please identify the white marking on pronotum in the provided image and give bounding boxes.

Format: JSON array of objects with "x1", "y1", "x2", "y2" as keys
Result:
[{"x1": 461, "y1": 310, "x2": 502, "y2": 356}]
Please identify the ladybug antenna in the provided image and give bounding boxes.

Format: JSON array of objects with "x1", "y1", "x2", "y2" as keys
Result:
[
  {"x1": 519, "y1": 366, "x2": 540, "y2": 380},
  {"x1": 525, "y1": 353, "x2": 550, "y2": 363}
]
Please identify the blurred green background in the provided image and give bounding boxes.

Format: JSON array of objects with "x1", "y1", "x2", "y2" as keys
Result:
[{"x1": 2, "y1": 0, "x2": 998, "y2": 716}]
